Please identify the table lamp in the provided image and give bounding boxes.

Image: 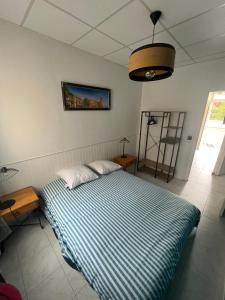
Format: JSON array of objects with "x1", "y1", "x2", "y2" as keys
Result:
[{"x1": 120, "y1": 137, "x2": 130, "y2": 158}]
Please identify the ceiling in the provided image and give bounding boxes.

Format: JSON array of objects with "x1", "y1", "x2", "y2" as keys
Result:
[{"x1": 1, "y1": 0, "x2": 225, "y2": 68}]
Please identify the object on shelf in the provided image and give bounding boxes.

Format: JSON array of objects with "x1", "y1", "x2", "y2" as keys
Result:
[
  {"x1": 160, "y1": 137, "x2": 180, "y2": 144},
  {"x1": 0, "y1": 199, "x2": 16, "y2": 211},
  {"x1": 147, "y1": 116, "x2": 157, "y2": 125}
]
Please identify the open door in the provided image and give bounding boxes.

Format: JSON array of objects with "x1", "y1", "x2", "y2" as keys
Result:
[{"x1": 190, "y1": 91, "x2": 225, "y2": 176}]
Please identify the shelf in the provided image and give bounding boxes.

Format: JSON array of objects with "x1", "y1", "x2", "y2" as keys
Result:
[
  {"x1": 160, "y1": 137, "x2": 180, "y2": 145},
  {"x1": 163, "y1": 126, "x2": 182, "y2": 129},
  {"x1": 140, "y1": 159, "x2": 174, "y2": 173},
  {"x1": 140, "y1": 166, "x2": 173, "y2": 181},
  {"x1": 138, "y1": 111, "x2": 186, "y2": 183}
]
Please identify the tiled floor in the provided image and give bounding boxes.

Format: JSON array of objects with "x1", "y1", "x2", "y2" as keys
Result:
[{"x1": 1, "y1": 150, "x2": 225, "y2": 300}]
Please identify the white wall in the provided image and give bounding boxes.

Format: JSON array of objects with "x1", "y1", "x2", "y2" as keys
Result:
[
  {"x1": 0, "y1": 19, "x2": 141, "y2": 194},
  {"x1": 141, "y1": 58, "x2": 225, "y2": 180},
  {"x1": 214, "y1": 136, "x2": 225, "y2": 176},
  {"x1": 221, "y1": 155, "x2": 225, "y2": 175}
]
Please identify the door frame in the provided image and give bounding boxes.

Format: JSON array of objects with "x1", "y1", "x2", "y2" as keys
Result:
[{"x1": 196, "y1": 92, "x2": 214, "y2": 149}]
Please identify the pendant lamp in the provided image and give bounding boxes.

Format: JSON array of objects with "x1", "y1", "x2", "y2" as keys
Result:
[{"x1": 128, "y1": 11, "x2": 175, "y2": 82}]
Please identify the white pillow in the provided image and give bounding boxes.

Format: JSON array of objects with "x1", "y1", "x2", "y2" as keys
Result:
[
  {"x1": 57, "y1": 165, "x2": 98, "y2": 189},
  {"x1": 88, "y1": 160, "x2": 121, "y2": 175}
]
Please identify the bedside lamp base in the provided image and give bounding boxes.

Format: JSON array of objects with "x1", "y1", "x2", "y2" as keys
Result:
[{"x1": 0, "y1": 199, "x2": 16, "y2": 211}]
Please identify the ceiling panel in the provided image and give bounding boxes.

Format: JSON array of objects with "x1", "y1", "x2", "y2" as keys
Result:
[
  {"x1": 0, "y1": 0, "x2": 225, "y2": 69},
  {"x1": 194, "y1": 51, "x2": 225, "y2": 63},
  {"x1": 47, "y1": 0, "x2": 130, "y2": 27},
  {"x1": 170, "y1": 5, "x2": 225, "y2": 47},
  {"x1": 104, "y1": 47, "x2": 131, "y2": 65},
  {"x1": 98, "y1": 0, "x2": 163, "y2": 45},
  {"x1": 175, "y1": 59, "x2": 194, "y2": 68},
  {"x1": 195, "y1": 52, "x2": 225, "y2": 62},
  {"x1": 73, "y1": 30, "x2": 123, "y2": 56},
  {"x1": 185, "y1": 35, "x2": 225, "y2": 58},
  {"x1": 142, "y1": 0, "x2": 225, "y2": 28},
  {"x1": 129, "y1": 31, "x2": 180, "y2": 50},
  {"x1": 175, "y1": 48, "x2": 191, "y2": 63},
  {"x1": 24, "y1": 0, "x2": 91, "y2": 44},
  {"x1": 0, "y1": 0, "x2": 32, "y2": 25}
]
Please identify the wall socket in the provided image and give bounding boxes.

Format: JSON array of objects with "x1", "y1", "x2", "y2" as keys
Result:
[{"x1": 187, "y1": 136, "x2": 192, "y2": 140}]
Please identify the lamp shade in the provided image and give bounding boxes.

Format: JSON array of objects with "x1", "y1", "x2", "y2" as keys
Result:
[
  {"x1": 119, "y1": 137, "x2": 130, "y2": 143},
  {"x1": 128, "y1": 43, "x2": 175, "y2": 81}
]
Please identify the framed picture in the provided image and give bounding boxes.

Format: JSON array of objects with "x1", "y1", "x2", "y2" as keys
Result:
[{"x1": 61, "y1": 82, "x2": 111, "y2": 111}]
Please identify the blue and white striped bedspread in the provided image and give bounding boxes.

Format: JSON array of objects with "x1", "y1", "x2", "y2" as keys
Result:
[{"x1": 41, "y1": 170, "x2": 200, "y2": 300}]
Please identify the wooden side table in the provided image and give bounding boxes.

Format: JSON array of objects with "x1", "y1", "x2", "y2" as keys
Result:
[
  {"x1": 0, "y1": 186, "x2": 43, "y2": 228},
  {"x1": 113, "y1": 154, "x2": 137, "y2": 174}
]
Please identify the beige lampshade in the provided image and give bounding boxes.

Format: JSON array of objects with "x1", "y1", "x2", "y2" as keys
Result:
[{"x1": 128, "y1": 43, "x2": 175, "y2": 81}]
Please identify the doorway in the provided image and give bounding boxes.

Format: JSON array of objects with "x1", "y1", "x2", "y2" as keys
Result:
[{"x1": 190, "y1": 91, "x2": 225, "y2": 176}]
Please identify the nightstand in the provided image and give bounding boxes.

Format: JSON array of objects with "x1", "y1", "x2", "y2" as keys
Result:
[
  {"x1": 113, "y1": 154, "x2": 137, "y2": 174},
  {"x1": 0, "y1": 186, "x2": 43, "y2": 228}
]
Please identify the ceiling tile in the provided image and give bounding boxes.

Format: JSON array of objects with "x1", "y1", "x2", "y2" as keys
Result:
[
  {"x1": 175, "y1": 59, "x2": 194, "y2": 68},
  {"x1": 175, "y1": 48, "x2": 191, "y2": 63},
  {"x1": 104, "y1": 47, "x2": 131, "y2": 65},
  {"x1": 24, "y1": 0, "x2": 91, "y2": 44},
  {"x1": 185, "y1": 35, "x2": 225, "y2": 58},
  {"x1": 0, "y1": 0, "x2": 31, "y2": 25},
  {"x1": 47, "y1": 0, "x2": 130, "y2": 26},
  {"x1": 73, "y1": 30, "x2": 123, "y2": 56},
  {"x1": 98, "y1": 0, "x2": 163, "y2": 45},
  {"x1": 194, "y1": 51, "x2": 225, "y2": 63},
  {"x1": 142, "y1": 0, "x2": 225, "y2": 27},
  {"x1": 170, "y1": 5, "x2": 225, "y2": 47},
  {"x1": 129, "y1": 31, "x2": 180, "y2": 50}
]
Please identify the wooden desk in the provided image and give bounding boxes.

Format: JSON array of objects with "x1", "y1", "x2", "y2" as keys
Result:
[
  {"x1": 113, "y1": 154, "x2": 137, "y2": 174},
  {"x1": 0, "y1": 187, "x2": 39, "y2": 224}
]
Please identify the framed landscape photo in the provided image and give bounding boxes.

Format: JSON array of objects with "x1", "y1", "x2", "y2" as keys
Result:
[{"x1": 61, "y1": 82, "x2": 111, "y2": 111}]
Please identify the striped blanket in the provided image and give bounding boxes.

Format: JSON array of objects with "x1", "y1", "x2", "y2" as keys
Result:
[{"x1": 41, "y1": 170, "x2": 200, "y2": 300}]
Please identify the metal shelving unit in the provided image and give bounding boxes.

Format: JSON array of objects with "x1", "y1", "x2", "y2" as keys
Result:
[{"x1": 137, "y1": 111, "x2": 186, "y2": 182}]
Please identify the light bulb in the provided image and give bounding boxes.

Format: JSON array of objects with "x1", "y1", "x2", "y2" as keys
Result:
[{"x1": 145, "y1": 70, "x2": 156, "y2": 79}]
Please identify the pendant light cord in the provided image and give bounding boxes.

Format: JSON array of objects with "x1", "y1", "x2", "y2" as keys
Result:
[{"x1": 152, "y1": 24, "x2": 155, "y2": 43}]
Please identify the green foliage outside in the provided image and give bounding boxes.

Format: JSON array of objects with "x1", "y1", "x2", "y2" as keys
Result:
[{"x1": 210, "y1": 101, "x2": 225, "y2": 121}]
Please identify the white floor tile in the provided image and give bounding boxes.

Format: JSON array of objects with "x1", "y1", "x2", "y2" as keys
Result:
[
  {"x1": 60, "y1": 257, "x2": 87, "y2": 295},
  {"x1": 16, "y1": 225, "x2": 50, "y2": 264},
  {"x1": 75, "y1": 284, "x2": 99, "y2": 300},
  {"x1": 21, "y1": 244, "x2": 60, "y2": 292},
  {"x1": 27, "y1": 266, "x2": 74, "y2": 300}
]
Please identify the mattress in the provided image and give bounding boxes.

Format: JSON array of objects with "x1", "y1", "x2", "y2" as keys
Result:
[{"x1": 41, "y1": 170, "x2": 200, "y2": 300}]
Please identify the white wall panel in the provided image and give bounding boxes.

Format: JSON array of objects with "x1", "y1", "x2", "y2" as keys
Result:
[{"x1": 0, "y1": 135, "x2": 136, "y2": 195}]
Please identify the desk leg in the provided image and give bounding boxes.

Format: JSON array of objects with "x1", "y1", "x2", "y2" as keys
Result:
[{"x1": 38, "y1": 211, "x2": 44, "y2": 229}]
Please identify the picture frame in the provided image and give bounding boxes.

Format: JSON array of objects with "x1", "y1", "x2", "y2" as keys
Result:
[{"x1": 61, "y1": 81, "x2": 111, "y2": 111}]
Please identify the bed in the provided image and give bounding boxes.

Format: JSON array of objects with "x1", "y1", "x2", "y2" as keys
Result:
[{"x1": 41, "y1": 169, "x2": 200, "y2": 300}]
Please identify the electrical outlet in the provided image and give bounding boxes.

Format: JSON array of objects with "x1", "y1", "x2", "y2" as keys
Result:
[{"x1": 187, "y1": 136, "x2": 192, "y2": 140}]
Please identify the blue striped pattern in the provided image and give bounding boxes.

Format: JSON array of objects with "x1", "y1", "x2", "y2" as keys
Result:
[{"x1": 41, "y1": 170, "x2": 200, "y2": 300}]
